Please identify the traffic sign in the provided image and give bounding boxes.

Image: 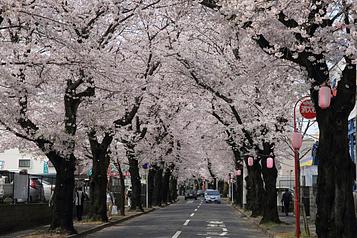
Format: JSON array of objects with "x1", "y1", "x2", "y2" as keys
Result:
[
  {"x1": 299, "y1": 99, "x2": 316, "y2": 119},
  {"x1": 143, "y1": 163, "x2": 150, "y2": 169}
]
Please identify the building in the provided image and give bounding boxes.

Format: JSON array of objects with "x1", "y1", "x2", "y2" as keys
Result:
[{"x1": 0, "y1": 149, "x2": 55, "y2": 175}]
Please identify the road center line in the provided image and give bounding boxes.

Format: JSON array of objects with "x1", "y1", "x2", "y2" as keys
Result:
[
  {"x1": 172, "y1": 231, "x2": 182, "y2": 238},
  {"x1": 183, "y1": 219, "x2": 190, "y2": 226},
  {"x1": 190, "y1": 213, "x2": 195, "y2": 217},
  {"x1": 194, "y1": 208, "x2": 198, "y2": 211}
]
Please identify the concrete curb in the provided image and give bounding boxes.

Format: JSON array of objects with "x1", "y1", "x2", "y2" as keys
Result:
[
  {"x1": 68, "y1": 209, "x2": 155, "y2": 238},
  {"x1": 231, "y1": 205, "x2": 275, "y2": 238},
  {"x1": 68, "y1": 198, "x2": 180, "y2": 237}
]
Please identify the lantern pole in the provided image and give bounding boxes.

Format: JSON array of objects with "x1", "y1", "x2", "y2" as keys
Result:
[{"x1": 293, "y1": 96, "x2": 309, "y2": 238}]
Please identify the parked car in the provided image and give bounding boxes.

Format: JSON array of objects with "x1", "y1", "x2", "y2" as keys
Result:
[
  {"x1": 204, "y1": 189, "x2": 221, "y2": 203},
  {"x1": 197, "y1": 189, "x2": 204, "y2": 197},
  {"x1": 185, "y1": 189, "x2": 197, "y2": 200},
  {"x1": 29, "y1": 177, "x2": 45, "y2": 202}
]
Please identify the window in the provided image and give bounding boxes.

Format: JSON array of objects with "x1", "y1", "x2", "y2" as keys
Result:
[{"x1": 18, "y1": 159, "x2": 30, "y2": 168}]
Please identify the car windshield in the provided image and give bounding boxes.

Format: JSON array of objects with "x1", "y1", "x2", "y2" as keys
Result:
[{"x1": 206, "y1": 191, "x2": 219, "y2": 196}]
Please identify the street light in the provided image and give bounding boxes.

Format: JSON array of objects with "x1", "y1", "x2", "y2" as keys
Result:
[{"x1": 292, "y1": 96, "x2": 310, "y2": 238}]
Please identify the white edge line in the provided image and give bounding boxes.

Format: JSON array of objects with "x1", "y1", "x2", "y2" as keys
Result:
[
  {"x1": 194, "y1": 209, "x2": 198, "y2": 211},
  {"x1": 190, "y1": 213, "x2": 195, "y2": 217},
  {"x1": 183, "y1": 219, "x2": 190, "y2": 226},
  {"x1": 172, "y1": 230, "x2": 182, "y2": 238}
]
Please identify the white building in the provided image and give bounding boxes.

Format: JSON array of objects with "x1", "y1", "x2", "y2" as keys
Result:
[{"x1": 0, "y1": 148, "x2": 56, "y2": 175}]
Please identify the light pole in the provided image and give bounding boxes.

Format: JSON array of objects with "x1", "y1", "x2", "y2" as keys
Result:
[
  {"x1": 292, "y1": 96, "x2": 309, "y2": 238},
  {"x1": 231, "y1": 178, "x2": 234, "y2": 204}
]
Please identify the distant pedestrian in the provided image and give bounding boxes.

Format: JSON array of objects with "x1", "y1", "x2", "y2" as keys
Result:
[
  {"x1": 107, "y1": 191, "x2": 115, "y2": 219},
  {"x1": 127, "y1": 189, "x2": 132, "y2": 208},
  {"x1": 281, "y1": 189, "x2": 292, "y2": 216},
  {"x1": 74, "y1": 187, "x2": 85, "y2": 221}
]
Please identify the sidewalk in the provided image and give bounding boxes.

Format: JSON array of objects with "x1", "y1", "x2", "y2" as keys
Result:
[
  {"x1": 1, "y1": 207, "x2": 155, "y2": 238},
  {"x1": 225, "y1": 199, "x2": 317, "y2": 238}
]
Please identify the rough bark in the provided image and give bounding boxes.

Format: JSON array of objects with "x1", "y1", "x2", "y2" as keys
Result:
[
  {"x1": 170, "y1": 177, "x2": 178, "y2": 202},
  {"x1": 245, "y1": 158, "x2": 264, "y2": 217},
  {"x1": 87, "y1": 130, "x2": 113, "y2": 222},
  {"x1": 128, "y1": 158, "x2": 143, "y2": 211},
  {"x1": 88, "y1": 151, "x2": 110, "y2": 222},
  {"x1": 314, "y1": 63, "x2": 357, "y2": 238},
  {"x1": 47, "y1": 152, "x2": 76, "y2": 234},
  {"x1": 153, "y1": 165, "x2": 163, "y2": 206},
  {"x1": 148, "y1": 168, "x2": 155, "y2": 208},
  {"x1": 162, "y1": 168, "x2": 172, "y2": 204},
  {"x1": 116, "y1": 161, "x2": 125, "y2": 216},
  {"x1": 235, "y1": 173, "x2": 243, "y2": 207},
  {"x1": 259, "y1": 142, "x2": 280, "y2": 224}
]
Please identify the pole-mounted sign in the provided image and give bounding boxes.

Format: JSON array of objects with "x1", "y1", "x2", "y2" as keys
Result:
[{"x1": 299, "y1": 99, "x2": 316, "y2": 119}]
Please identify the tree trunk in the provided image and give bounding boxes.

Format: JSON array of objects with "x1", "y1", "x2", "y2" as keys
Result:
[
  {"x1": 153, "y1": 166, "x2": 163, "y2": 206},
  {"x1": 129, "y1": 158, "x2": 143, "y2": 211},
  {"x1": 235, "y1": 174, "x2": 243, "y2": 207},
  {"x1": 260, "y1": 143, "x2": 280, "y2": 224},
  {"x1": 48, "y1": 153, "x2": 76, "y2": 234},
  {"x1": 314, "y1": 63, "x2": 357, "y2": 238},
  {"x1": 162, "y1": 168, "x2": 171, "y2": 204},
  {"x1": 170, "y1": 177, "x2": 178, "y2": 202},
  {"x1": 250, "y1": 159, "x2": 264, "y2": 217},
  {"x1": 88, "y1": 149, "x2": 110, "y2": 222},
  {"x1": 245, "y1": 174, "x2": 253, "y2": 210},
  {"x1": 116, "y1": 162, "x2": 125, "y2": 216},
  {"x1": 148, "y1": 168, "x2": 155, "y2": 208}
]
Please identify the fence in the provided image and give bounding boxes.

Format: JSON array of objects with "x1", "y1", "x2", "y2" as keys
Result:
[
  {"x1": 0, "y1": 171, "x2": 55, "y2": 204},
  {"x1": 301, "y1": 185, "x2": 318, "y2": 220}
]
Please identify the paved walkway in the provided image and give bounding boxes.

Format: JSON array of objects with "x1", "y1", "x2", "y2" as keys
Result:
[
  {"x1": 231, "y1": 204, "x2": 317, "y2": 238},
  {"x1": 1, "y1": 207, "x2": 156, "y2": 238}
]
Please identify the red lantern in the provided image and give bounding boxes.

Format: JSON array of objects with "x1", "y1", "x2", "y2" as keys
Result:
[
  {"x1": 248, "y1": 157, "x2": 254, "y2": 167},
  {"x1": 235, "y1": 170, "x2": 241, "y2": 176},
  {"x1": 318, "y1": 86, "x2": 331, "y2": 109},
  {"x1": 267, "y1": 157, "x2": 274, "y2": 169},
  {"x1": 292, "y1": 132, "x2": 303, "y2": 150}
]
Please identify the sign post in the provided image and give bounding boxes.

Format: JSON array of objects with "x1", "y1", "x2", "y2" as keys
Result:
[
  {"x1": 293, "y1": 96, "x2": 315, "y2": 238},
  {"x1": 299, "y1": 99, "x2": 316, "y2": 119}
]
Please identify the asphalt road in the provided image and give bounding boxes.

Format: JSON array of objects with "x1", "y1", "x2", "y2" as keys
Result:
[{"x1": 87, "y1": 197, "x2": 268, "y2": 238}]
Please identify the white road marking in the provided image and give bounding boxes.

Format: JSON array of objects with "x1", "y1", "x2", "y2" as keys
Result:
[
  {"x1": 190, "y1": 213, "x2": 195, "y2": 217},
  {"x1": 198, "y1": 221, "x2": 229, "y2": 237},
  {"x1": 183, "y1": 219, "x2": 190, "y2": 226},
  {"x1": 194, "y1": 208, "x2": 198, "y2": 211},
  {"x1": 208, "y1": 221, "x2": 223, "y2": 224},
  {"x1": 172, "y1": 231, "x2": 182, "y2": 238}
]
